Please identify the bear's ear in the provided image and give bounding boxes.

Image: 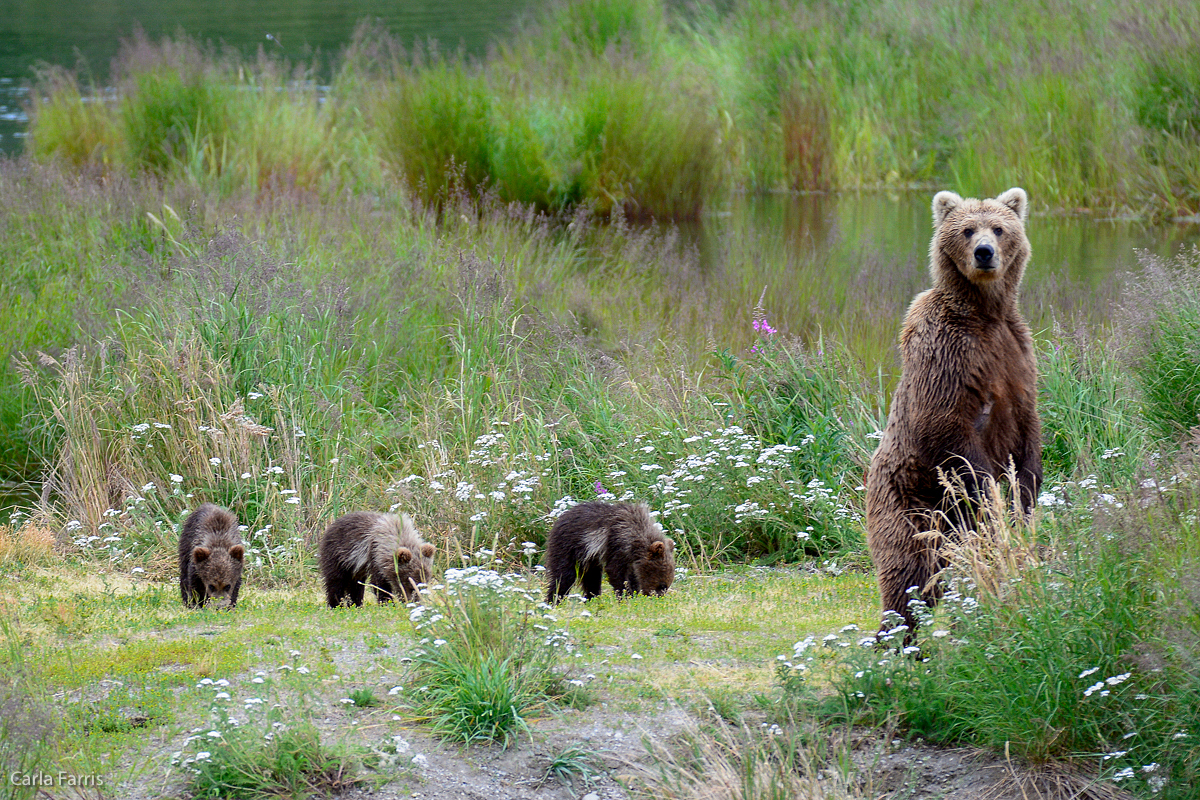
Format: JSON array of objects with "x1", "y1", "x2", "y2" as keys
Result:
[
  {"x1": 932, "y1": 191, "x2": 963, "y2": 227},
  {"x1": 419, "y1": 543, "x2": 435, "y2": 559},
  {"x1": 996, "y1": 187, "x2": 1028, "y2": 223},
  {"x1": 229, "y1": 545, "x2": 245, "y2": 562},
  {"x1": 649, "y1": 541, "x2": 666, "y2": 559},
  {"x1": 395, "y1": 547, "x2": 413, "y2": 565},
  {"x1": 192, "y1": 547, "x2": 211, "y2": 564}
]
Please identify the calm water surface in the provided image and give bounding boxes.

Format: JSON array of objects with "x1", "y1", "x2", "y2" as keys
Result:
[
  {"x1": 1, "y1": 0, "x2": 1195, "y2": 291},
  {"x1": 0, "y1": 0, "x2": 538, "y2": 152},
  {"x1": 689, "y1": 193, "x2": 1200, "y2": 351}
]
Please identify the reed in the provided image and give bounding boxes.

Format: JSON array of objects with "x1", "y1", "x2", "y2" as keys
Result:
[{"x1": 25, "y1": 0, "x2": 1200, "y2": 217}]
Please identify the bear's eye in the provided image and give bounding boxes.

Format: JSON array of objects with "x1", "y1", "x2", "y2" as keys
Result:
[
  {"x1": 993, "y1": 227, "x2": 1003, "y2": 236},
  {"x1": 963, "y1": 228, "x2": 975, "y2": 239}
]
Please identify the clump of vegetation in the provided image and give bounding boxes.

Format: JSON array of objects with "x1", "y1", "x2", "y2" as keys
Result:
[
  {"x1": 405, "y1": 565, "x2": 579, "y2": 746},
  {"x1": 1, "y1": 622, "x2": 61, "y2": 800},
  {"x1": 0, "y1": 522, "x2": 56, "y2": 567},
  {"x1": 638, "y1": 714, "x2": 865, "y2": 800},
  {"x1": 179, "y1": 662, "x2": 366, "y2": 799},
  {"x1": 541, "y1": 742, "x2": 606, "y2": 793},
  {"x1": 1118, "y1": 247, "x2": 1200, "y2": 442}
]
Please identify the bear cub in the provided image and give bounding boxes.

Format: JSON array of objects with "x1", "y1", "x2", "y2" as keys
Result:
[
  {"x1": 544, "y1": 501, "x2": 675, "y2": 604},
  {"x1": 319, "y1": 512, "x2": 435, "y2": 607},
  {"x1": 179, "y1": 503, "x2": 245, "y2": 609}
]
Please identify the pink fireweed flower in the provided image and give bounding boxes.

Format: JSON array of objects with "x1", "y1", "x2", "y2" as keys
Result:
[{"x1": 752, "y1": 319, "x2": 777, "y2": 336}]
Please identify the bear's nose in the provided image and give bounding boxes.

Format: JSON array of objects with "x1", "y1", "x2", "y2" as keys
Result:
[{"x1": 974, "y1": 244, "x2": 994, "y2": 266}]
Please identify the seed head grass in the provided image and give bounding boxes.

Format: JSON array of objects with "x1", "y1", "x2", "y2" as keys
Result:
[{"x1": 636, "y1": 713, "x2": 867, "y2": 800}]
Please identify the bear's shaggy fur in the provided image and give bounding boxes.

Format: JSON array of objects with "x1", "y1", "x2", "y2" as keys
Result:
[
  {"x1": 319, "y1": 512, "x2": 435, "y2": 607},
  {"x1": 544, "y1": 501, "x2": 674, "y2": 603},
  {"x1": 179, "y1": 503, "x2": 245, "y2": 609},
  {"x1": 866, "y1": 187, "x2": 1042, "y2": 639}
]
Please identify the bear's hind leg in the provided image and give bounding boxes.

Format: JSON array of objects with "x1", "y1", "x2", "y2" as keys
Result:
[{"x1": 580, "y1": 564, "x2": 604, "y2": 600}]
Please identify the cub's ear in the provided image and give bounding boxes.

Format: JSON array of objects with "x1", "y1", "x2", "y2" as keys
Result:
[
  {"x1": 649, "y1": 541, "x2": 666, "y2": 559},
  {"x1": 932, "y1": 191, "x2": 963, "y2": 227},
  {"x1": 395, "y1": 547, "x2": 413, "y2": 564},
  {"x1": 229, "y1": 545, "x2": 245, "y2": 562},
  {"x1": 996, "y1": 187, "x2": 1028, "y2": 223},
  {"x1": 419, "y1": 543, "x2": 436, "y2": 559},
  {"x1": 192, "y1": 547, "x2": 211, "y2": 564}
]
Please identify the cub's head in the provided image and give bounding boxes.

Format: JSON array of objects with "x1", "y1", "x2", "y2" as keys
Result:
[
  {"x1": 390, "y1": 513, "x2": 435, "y2": 602},
  {"x1": 391, "y1": 542, "x2": 436, "y2": 601},
  {"x1": 192, "y1": 543, "x2": 244, "y2": 606},
  {"x1": 634, "y1": 536, "x2": 675, "y2": 597},
  {"x1": 932, "y1": 187, "x2": 1030, "y2": 291}
]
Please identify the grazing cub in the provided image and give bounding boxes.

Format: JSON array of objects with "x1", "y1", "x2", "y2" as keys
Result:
[
  {"x1": 179, "y1": 503, "x2": 245, "y2": 609},
  {"x1": 544, "y1": 501, "x2": 675, "y2": 603},
  {"x1": 319, "y1": 512, "x2": 435, "y2": 607}
]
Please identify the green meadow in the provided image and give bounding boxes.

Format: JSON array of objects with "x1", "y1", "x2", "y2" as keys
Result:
[{"x1": 2, "y1": 0, "x2": 1200, "y2": 797}]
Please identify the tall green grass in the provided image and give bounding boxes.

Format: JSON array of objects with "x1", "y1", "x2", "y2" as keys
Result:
[
  {"x1": 25, "y1": 0, "x2": 1200, "y2": 217},
  {"x1": 2, "y1": 155, "x2": 1193, "y2": 576},
  {"x1": 1119, "y1": 247, "x2": 1200, "y2": 442}
]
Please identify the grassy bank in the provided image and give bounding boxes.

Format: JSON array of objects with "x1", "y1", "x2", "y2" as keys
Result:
[{"x1": 24, "y1": 0, "x2": 1200, "y2": 219}]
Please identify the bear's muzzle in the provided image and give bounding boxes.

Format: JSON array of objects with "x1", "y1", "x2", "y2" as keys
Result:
[{"x1": 974, "y1": 242, "x2": 995, "y2": 269}]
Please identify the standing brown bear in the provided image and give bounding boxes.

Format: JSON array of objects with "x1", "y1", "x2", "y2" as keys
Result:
[
  {"x1": 544, "y1": 501, "x2": 675, "y2": 603},
  {"x1": 179, "y1": 503, "x2": 245, "y2": 609},
  {"x1": 866, "y1": 187, "x2": 1042, "y2": 640},
  {"x1": 319, "y1": 512, "x2": 435, "y2": 607}
]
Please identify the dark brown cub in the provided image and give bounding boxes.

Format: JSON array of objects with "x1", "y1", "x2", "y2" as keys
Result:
[
  {"x1": 179, "y1": 503, "x2": 245, "y2": 609},
  {"x1": 544, "y1": 501, "x2": 675, "y2": 604},
  {"x1": 319, "y1": 512, "x2": 435, "y2": 607}
]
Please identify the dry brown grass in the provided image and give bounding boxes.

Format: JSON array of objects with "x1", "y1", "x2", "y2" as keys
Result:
[
  {"x1": 0, "y1": 523, "x2": 58, "y2": 566},
  {"x1": 920, "y1": 464, "x2": 1043, "y2": 604},
  {"x1": 635, "y1": 720, "x2": 865, "y2": 800},
  {"x1": 980, "y1": 757, "x2": 1138, "y2": 800}
]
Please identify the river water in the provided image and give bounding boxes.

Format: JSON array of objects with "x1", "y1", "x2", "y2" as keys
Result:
[{"x1": 0, "y1": 0, "x2": 537, "y2": 153}]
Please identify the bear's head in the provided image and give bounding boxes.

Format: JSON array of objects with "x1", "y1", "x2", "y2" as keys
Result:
[
  {"x1": 930, "y1": 187, "x2": 1030, "y2": 298},
  {"x1": 387, "y1": 514, "x2": 435, "y2": 601},
  {"x1": 192, "y1": 543, "x2": 244, "y2": 605},
  {"x1": 634, "y1": 536, "x2": 675, "y2": 596}
]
